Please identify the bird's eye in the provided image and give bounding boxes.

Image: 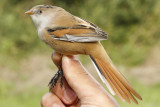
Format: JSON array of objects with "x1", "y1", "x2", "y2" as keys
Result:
[{"x1": 39, "y1": 10, "x2": 42, "y2": 14}]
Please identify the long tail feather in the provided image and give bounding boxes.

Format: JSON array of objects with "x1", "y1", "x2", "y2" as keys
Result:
[
  {"x1": 89, "y1": 46, "x2": 142, "y2": 104},
  {"x1": 90, "y1": 56, "x2": 130, "y2": 102},
  {"x1": 90, "y1": 56, "x2": 115, "y2": 95}
]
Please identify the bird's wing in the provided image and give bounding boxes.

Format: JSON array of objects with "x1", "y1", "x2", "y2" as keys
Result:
[{"x1": 47, "y1": 17, "x2": 108, "y2": 42}]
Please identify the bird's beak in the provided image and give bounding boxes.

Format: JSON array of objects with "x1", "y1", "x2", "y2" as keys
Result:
[{"x1": 25, "y1": 10, "x2": 34, "y2": 15}]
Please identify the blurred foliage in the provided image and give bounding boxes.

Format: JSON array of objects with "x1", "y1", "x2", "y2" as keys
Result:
[
  {"x1": 0, "y1": 0, "x2": 160, "y2": 107},
  {"x1": 1, "y1": 76, "x2": 160, "y2": 107},
  {"x1": 0, "y1": 0, "x2": 160, "y2": 66},
  {"x1": 117, "y1": 82, "x2": 160, "y2": 107},
  {"x1": 0, "y1": 80, "x2": 47, "y2": 107}
]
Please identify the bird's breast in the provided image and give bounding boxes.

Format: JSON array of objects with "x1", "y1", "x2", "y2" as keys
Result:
[{"x1": 38, "y1": 27, "x2": 45, "y2": 41}]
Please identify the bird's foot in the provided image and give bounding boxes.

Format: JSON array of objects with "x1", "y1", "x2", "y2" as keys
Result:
[{"x1": 48, "y1": 64, "x2": 63, "y2": 91}]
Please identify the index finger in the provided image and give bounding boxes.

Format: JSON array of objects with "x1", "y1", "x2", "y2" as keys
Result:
[{"x1": 62, "y1": 56, "x2": 118, "y2": 106}]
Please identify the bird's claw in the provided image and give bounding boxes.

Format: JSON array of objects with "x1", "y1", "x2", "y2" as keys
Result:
[{"x1": 48, "y1": 64, "x2": 63, "y2": 91}]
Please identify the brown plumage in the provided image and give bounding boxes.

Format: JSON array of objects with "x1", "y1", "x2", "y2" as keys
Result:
[
  {"x1": 25, "y1": 5, "x2": 142, "y2": 104},
  {"x1": 89, "y1": 45, "x2": 142, "y2": 104}
]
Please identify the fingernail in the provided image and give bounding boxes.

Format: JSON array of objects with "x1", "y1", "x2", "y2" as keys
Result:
[
  {"x1": 52, "y1": 103, "x2": 63, "y2": 107},
  {"x1": 63, "y1": 56, "x2": 70, "y2": 64},
  {"x1": 63, "y1": 87, "x2": 77, "y2": 103}
]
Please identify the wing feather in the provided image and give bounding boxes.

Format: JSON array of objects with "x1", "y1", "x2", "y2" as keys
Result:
[{"x1": 47, "y1": 17, "x2": 108, "y2": 42}]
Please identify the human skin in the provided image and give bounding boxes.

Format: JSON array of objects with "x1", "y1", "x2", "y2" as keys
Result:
[{"x1": 41, "y1": 53, "x2": 119, "y2": 107}]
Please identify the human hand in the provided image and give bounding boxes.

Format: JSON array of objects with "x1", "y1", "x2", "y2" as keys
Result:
[{"x1": 41, "y1": 53, "x2": 119, "y2": 107}]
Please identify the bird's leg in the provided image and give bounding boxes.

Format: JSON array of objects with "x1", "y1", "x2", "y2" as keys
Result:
[
  {"x1": 48, "y1": 63, "x2": 63, "y2": 91},
  {"x1": 59, "y1": 63, "x2": 63, "y2": 87},
  {"x1": 48, "y1": 70, "x2": 59, "y2": 91}
]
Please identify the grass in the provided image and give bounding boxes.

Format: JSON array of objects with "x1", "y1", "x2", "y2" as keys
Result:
[
  {"x1": 117, "y1": 83, "x2": 160, "y2": 107},
  {"x1": 0, "y1": 80, "x2": 47, "y2": 107},
  {"x1": 0, "y1": 78, "x2": 160, "y2": 107}
]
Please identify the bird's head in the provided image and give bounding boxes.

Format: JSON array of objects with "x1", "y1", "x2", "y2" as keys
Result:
[{"x1": 25, "y1": 5, "x2": 60, "y2": 28}]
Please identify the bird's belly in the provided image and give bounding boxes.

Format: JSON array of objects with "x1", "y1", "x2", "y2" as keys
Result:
[
  {"x1": 42, "y1": 34, "x2": 86, "y2": 55},
  {"x1": 40, "y1": 29, "x2": 99, "y2": 55},
  {"x1": 49, "y1": 40, "x2": 87, "y2": 55}
]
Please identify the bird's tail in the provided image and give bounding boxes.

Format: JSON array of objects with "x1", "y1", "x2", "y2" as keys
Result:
[{"x1": 89, "y1": 45, "x2": 142, "y2": 104}]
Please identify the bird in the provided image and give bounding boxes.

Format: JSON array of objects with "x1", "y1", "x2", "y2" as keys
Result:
[{"x1": 25, "y1": 5, "x2": 142, "y2": 104}]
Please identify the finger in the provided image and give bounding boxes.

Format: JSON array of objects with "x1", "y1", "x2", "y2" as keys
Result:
[
  {"x1": 62, "y1": 56, "x2": 105, "y2": 97},
  {"x1": 62, "y1": 56, "x2": 118, "y2": 106},
  {"x1": 41, "y1": 92, "x2": 65, "y2": 107},
  {"x1": 51, "y1": 52, "x2": 62, "y2": 67},
  {"x1": 51, "y1": 53, "x2": 78, "y2": 105},
  {"x1": 51, "y1": 78, "x2": 78, "y2": 105},
  {"x1": 69, "y1": 98, "x2": 81, "y2": 107}
]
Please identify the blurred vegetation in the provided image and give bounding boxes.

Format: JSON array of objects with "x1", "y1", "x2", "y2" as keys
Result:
[
  {"x1": 0, "y1": 0, "x2": 160, "y2": 66},
  {"x1": 1, "y1": 78, "x2": 160, "y2": 107},
  {"x1": 0, "y1": 0, "x2": 160, "y2": 107}
]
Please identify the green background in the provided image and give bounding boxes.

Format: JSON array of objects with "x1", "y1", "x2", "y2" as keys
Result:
[{"x1": 0, "y1": 0, "x2": 160, "y2": 106}]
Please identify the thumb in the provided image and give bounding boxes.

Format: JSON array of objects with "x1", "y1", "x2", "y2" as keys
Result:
[{"x1": 62, "y1": 56, "x2": 106, "y2": 100}]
